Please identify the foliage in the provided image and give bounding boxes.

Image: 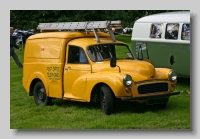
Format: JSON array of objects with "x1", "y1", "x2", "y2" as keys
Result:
[{"x1": 10, "y1": 10, "x2": 182, "y2": 32}]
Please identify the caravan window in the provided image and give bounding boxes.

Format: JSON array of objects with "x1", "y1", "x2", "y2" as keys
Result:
[
  {"x1": 165, "y1": 23, "x2": 179, "y2": 40},
  {"x1": 181, "y1": 24, "x2": 190, "y2": 40},
  {"x1": 150, "y1": 23, "x2": 163, "y2": 39}
]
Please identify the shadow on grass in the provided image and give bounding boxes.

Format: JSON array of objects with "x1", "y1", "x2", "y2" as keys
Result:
[
  {"x1": 177, "y1": 77, "x2": 190, "y2": 85},
  {"x1": 52, "y1": 99, "x2": 175, "y2": 114}
]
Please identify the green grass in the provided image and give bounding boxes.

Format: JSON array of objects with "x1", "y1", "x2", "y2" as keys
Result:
[
  {"x1": 10, "y1": 36, "x2": 190, "y2": 129},
  {"x1": 116, "y1": 35, "x2": 132, "y2": 47}
]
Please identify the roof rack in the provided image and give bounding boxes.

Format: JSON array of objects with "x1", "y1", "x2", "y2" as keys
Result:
[{"x1": 37, "y1": 20, "x2": 122, "y2": 42}]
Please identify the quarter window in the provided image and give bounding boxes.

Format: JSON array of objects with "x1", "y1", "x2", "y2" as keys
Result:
[
  {"x1": 150, "y1": 23, "x2": 163, "y2": 39},
  {"x1": 165, "y1": 23, "x2": 179, "y2": 40},
  {"x1": 181, "y1": 24, "x2": 190, "y2": 40}
]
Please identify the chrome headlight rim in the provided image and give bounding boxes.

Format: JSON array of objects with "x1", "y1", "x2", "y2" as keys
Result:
[
  {"x1": 123, "y1": 74, "x2": 133, "y2": 87},
  {"x1": 169, "y1": 70, "x2": 177, "y2": 81}
]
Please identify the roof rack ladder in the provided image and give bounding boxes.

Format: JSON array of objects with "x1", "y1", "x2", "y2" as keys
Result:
[
  {"x1": 92, "y1": 28, "x2": 100, "y2": 43},
  {"x1": 108, "y1": 27, "x2": 116, "y2": 42},
  {"x1": 37, "y1": 20, "x2": 122, "y2": 42}
]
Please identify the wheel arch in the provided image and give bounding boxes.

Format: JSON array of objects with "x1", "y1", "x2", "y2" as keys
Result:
[
  {"x1": 27, "y1": 72, "x2": 48, "y2": 96},
  {"x1": 90, "y1": 82, "x2": 116, "y2": 102},
  {"x1": 29, "y1": 78, "x2": 42, "y2": 96}
]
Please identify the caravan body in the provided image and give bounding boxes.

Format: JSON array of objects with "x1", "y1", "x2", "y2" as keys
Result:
[{"x1": 131, "y1": 11, "x2": 190, "y2": 78}]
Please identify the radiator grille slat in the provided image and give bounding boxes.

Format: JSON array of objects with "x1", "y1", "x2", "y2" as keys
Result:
[{"x1": 138, "y1": 83, "x2": 168, "y2": 94}]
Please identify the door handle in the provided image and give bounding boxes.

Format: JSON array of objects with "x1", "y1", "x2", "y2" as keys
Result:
[{"x1": 65, "y1": 67, "x2": 71, "y2": 71}]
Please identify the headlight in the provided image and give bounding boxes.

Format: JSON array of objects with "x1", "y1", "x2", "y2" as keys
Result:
[
  {"x1": 123, "y1": 74, "x2": 133, "y2": 87},
  {"x1": 169, "y1": 70, "x2": 177, "y2": 81}
]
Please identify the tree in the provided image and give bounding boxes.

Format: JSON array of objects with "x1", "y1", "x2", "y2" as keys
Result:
[{"x1": 10, "y1": 10, "x2": 181, "y2": 31}]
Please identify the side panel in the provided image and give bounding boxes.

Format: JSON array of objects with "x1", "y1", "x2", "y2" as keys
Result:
[
  {"x1": 23, "y1": 71, "x2": 48, "y2": 94},
  {"x1": 132, "y1": 40, "x2": 190, "y2": 77},
  {"x1": 23, "y1": 38, "x2": 68, "y2": 98},
  {"x1": 46, "y1": 64, "x2": 64, "y2": 98},
  {"x1": 132, "y1": 23, "x2": 151, "y2": 40}
]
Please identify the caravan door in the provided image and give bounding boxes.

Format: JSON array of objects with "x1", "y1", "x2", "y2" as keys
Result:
[{"x1": 136, "y1": 42, "x2": 151, "y2": 63}]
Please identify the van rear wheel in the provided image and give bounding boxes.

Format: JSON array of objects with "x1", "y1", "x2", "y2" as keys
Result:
[
  {"x1": 100, "y1": 85, "x2": 114, "y2": 115},
  {"x1": 33, "y1": 81, "x2": 52, "y2": 106}
]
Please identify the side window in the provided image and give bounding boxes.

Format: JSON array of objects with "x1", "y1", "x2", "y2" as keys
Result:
[
  {"x1": 165, "y1": 23, "x2": 179, "y2": 40},
  {"x1": 150, "y1": 23, "x2": 163, "y2": 39},
  {"x1": 68, "y1": 46, "x2": 89, "y2": 64},
  {"x1": 181, "y1": 23, "x2": 190, "y2": 40}
]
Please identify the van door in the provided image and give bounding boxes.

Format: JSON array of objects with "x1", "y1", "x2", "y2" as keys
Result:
[
  {"x1": 63, "y1": 45, "x2": 91, "y2": 101},
  {"x1": 136, "y1": 42, "x2": 151, "y2": 63}
]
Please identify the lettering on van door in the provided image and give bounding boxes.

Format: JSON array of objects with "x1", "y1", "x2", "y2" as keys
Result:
[{"x1": 46, "y1": 66, "x2": 60, "y2": 81}]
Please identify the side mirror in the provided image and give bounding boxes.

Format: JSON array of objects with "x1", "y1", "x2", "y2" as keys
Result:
[
  {"x1": 170, "y1": 55, "x2": 175, "y2": 65},
  {"x1": 110, "y1": 57, "x2": 116, "y2": 68}
]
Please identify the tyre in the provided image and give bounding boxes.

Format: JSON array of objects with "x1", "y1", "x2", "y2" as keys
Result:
[
  {"x1": 100, "y1": 85, "x2": 114, "y2": 115},
  {"x1": 33, "y1": 81, "x2": 52, "y2": 106}
]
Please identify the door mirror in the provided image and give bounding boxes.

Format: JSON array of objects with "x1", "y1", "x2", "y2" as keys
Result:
[{"x1": 110, "y1": 57, "x2": 116, "y2": 68}]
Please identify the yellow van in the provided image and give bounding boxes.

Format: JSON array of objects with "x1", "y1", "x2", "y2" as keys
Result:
[{"x1": 22, "y1": 20, "x2": 180, "y2": 115}]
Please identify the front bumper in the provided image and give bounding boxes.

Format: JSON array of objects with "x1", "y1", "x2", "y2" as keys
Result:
[{"x1": 121, "y1": 91, "x2": 180, "y2": 101}]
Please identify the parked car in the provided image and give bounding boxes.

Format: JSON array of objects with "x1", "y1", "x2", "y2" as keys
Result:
[
  {"x1": 12, "y1": 29, "x2": 35, "y2": 45},
  {"x1": 23, "y1": 20, "x2": 180, "y2": 115},
  {"x1": 122, "y1": 26, "x2": 133, "y2": 34}
]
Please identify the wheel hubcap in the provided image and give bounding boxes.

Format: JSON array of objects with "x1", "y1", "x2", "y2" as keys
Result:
[{"x1": 38, "y1": 88, "x2": 45, "y2": 102}]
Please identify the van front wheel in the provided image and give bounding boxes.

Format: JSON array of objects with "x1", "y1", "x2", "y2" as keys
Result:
[
  {"x1": 100, "y1": 85, "x2": 114, "y2": 115},
  {"x1": 33, "y1": 81, "x2": 52, "y2": 106}
]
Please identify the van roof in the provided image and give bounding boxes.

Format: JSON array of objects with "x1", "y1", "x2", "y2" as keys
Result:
[
  {"x1": 68, "y1": 38, "x2": 125, "y2": 48},
  {"x1": 27, "y1": 31, "x2": 111, "y2": 40},
  {"x1": 136, "y1": 11, "x2": 190, "y2": 23}
]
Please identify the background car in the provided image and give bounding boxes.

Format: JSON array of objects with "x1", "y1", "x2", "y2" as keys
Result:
[
  {"x1": 12, "y1": 29, "x2": 35, "y2": 45},
  {"x1": 122, "y1": 26, "x2": 133, "y2": 34}
]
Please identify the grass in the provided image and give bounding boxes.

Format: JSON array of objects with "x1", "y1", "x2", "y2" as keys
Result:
[{"x1": 10, "y1": 35, "x2": 190, "y2": 129}]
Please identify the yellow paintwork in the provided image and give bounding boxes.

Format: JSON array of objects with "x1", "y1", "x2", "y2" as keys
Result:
[{"x1": 23, "y1": 31, "x2": 177, "y2": 103}]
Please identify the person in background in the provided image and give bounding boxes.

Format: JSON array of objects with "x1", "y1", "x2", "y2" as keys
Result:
[{"x1": 10, "y1": 27, "x2": 23, "y2": 68}]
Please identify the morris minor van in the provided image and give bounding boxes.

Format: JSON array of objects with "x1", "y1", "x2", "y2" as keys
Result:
[{"x1": 22, "y1": 20, "x2": 180, "y2": 115}]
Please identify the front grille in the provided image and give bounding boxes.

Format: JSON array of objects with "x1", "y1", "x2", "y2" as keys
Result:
[{"x1": 138, "y1": 82, "x2": 168, "y2": 94}]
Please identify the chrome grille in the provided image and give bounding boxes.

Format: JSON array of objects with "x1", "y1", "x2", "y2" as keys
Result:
[{"x1": 138, "y1": 82, "x2": 168, "y2": 94}]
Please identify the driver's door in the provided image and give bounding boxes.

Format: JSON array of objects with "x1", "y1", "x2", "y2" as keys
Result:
[{"x1": 63, "y1": 45, "x2": 91, "y2": 101}]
